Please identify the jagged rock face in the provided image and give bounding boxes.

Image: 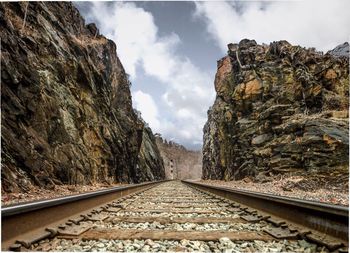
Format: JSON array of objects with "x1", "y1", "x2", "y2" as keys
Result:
[
  {"x1": 1, "y1": 2, "x2": 165, "y2": 192},
  {"x1": 137, "y1": 128, "x2": 166, "y2": 181},
  {"x1": 155, "y1": 136, "x2": 202, "y2": 180},
  {"x1": 203, "y1": 39, "x2": 349, "y2": 180}
]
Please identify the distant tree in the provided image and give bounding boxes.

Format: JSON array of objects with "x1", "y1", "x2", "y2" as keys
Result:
[{"x1": 133, "y1": 109, "x2": 148, "y2": 128}]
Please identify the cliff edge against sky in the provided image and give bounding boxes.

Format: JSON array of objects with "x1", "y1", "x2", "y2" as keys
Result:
[
  {"x1": 203, "y1": 39, "x2": 349, "y2": 180},
  {"x1": 1, "y1": 2, "x2": 165, "y2": 192}
]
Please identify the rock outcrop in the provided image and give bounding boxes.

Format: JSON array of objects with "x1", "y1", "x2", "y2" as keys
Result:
[
  {"x1": 137, "y1": 128, "x2": 165, "y2": 181},
  {"x1": 327, "y1": 42, "x2": 349, "y2": 58},
  {"x1": 1, "y1": 2, "x2": 165, "y2": 193},
  {"x1": 203, "y1": 39, "x2": 349, "y2": 180},
  {"x1": 155, "y1": 135, "x2": 202, "y2": 180}
]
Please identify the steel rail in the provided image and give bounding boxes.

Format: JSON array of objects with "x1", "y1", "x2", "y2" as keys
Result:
[
  {"x1": 1, "y1": 180, "x2": 168, "y2": 250},
  {"x1": 182, "y1": 180, "x2": 349, "y2": 243}
]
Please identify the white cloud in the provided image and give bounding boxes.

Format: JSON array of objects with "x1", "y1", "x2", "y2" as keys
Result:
[
  {"x1": 177, "y1": 108, "x2": 192, "y2": 119},
  {"x1": 133, "y1": 90, "x2": 160, "y2": 131},
  {"x1": 87, "y1": 2, "x2": 180, "y2": 79},
  {"x1": 195, "y1": 0, "x2": 350, "y2": 53},
  {"x1": 83, "y1": 2, "x2": 215, "y2": 149}
]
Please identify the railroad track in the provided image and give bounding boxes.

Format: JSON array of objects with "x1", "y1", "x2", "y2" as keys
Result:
[{"x1": 2, "y1": 181, "x2": 348, "y2": 252}]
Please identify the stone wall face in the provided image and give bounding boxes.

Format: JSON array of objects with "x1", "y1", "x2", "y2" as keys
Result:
[
  {"x1": 137, "y1": 128, "x2": 166, "y2": 181},
  {"x1": 1, "y1": 2, "x2": 165, "y2": 192},
  {"x1": 203, "y1": 39, "x2": 349, "y2": 180}
]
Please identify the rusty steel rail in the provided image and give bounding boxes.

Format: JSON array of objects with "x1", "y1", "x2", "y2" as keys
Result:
[
  {"x1": 183, "y1": 180, "x2": 349, "y2": 244},
  {"x1": 2, "y1": 180, "x2": 168, "y2": 250}
]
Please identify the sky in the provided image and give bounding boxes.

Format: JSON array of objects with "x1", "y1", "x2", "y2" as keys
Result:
[{"x1": 74, "y1": 1, "x2": 350, "y2": 150}]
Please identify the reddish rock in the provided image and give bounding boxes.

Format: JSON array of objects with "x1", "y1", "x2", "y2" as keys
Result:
[{"x1": 203, "y1": 39, "x2": 349, "y2": 180}]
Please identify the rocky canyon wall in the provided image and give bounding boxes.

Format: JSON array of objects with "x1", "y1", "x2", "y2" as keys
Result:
[
  {"x1": 155, "y1": 136, "x2": 202, "y2": 180},
  {"x1": 1, "y1": 2, "x2": 165, "y2": 193},
  {"x1": 203, "y1": 39, "x2": 349, "y2": 180}
]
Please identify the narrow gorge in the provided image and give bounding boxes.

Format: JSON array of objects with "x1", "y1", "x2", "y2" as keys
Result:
[
  {"x1": 1, "y1": 2, "x2": 349, "y2": 252},
  {"x1": 202, "y1": 39, "x2": 349, "y2": 181},
  {"x1": 1, "y1": 2, "x2": 165, "y2": 193},
  {"x1": 155, "y1": 135, "x2": 202, "y2": 180},
  {"x1": 1, "y1": 2, "x2": 348, "y2": 201}
]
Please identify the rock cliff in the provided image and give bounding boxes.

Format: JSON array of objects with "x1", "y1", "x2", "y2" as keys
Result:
[
  {"x1": 203, "y1": 39, "x2": 349, "y2": 180},
  {"x1": 155, "y1": 135, "x2": 202, "y2": 180},
  {"x1": 1, "y1": 2, "x2": 165, "y2": 193},
  {"x1": 137, "y1": 128, "x2": 166, "y2": 181}
]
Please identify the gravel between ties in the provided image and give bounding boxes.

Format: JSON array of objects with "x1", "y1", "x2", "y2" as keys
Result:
[
  {"x1": 37, "y1": 238, "x2": 322, "y2": 252},
  {"x1": 32, "y1": 181, "x2": 325, "y2": 252}
]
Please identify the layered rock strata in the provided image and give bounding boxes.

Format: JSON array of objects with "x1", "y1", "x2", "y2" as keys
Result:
[
  {"x1": 1, "y1": 2, "x2": 165, "y2": 192},
  {"x1": 137, "y1": 128, "x2": 165, "y2": 181},
  {"x1": 203, "y1": 39, "x2": 349, "y2": 180}
]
